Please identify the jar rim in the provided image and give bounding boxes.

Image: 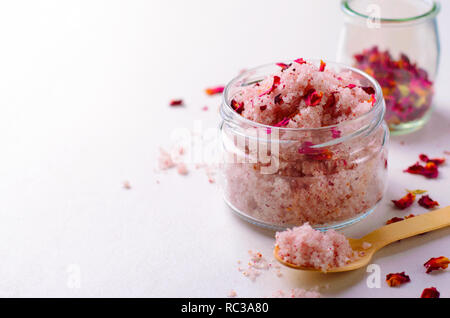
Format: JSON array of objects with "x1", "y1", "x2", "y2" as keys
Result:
[
  {"x1": 341, "y1": 0, "x2": 440, "y2": 25},
  {"x1": 221, "y1": 59, "x2": 385, "y2": 139}
]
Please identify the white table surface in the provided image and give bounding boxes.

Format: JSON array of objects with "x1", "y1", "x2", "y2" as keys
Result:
[{"x1": 0, "y1": 0, "x2": 448, "y2": 298}]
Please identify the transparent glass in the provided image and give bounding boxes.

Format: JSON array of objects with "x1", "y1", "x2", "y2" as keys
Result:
[
  {"x1": 219, "y1": 61, "x2": 389, "y2": 231},
  {"x1": 337, "y1": 0, "x2": 440, "y2": 135}
]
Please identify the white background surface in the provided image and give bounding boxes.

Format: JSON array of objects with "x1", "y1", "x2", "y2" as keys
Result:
[{"x1": 0, "y1": 0, "x2": 448, "y2": 297}]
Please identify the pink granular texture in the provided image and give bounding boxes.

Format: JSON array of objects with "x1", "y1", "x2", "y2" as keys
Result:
[
  {"x1": 223, "y1": 60, "x2": 387, "y2": 227},
  {"x1": 271, "y1": 288, "x2": 321, "y2": 298},
  {"x1": 238, "y1": 250, "x2": 282, "y2": 282},
  {"x1": 235, "y1": 62, "x2": 373, "y2": 128},
  {"x1": 275, "y1": 223, "x2": 356, "y2": 272}
]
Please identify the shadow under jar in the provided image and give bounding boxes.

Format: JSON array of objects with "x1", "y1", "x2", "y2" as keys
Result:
[
  {"x1": 337, "y1": 0, "x2": 440, "y2": 135},
  {"x1": 219, "y1": 61, "x2": 389, "y2": 231}
]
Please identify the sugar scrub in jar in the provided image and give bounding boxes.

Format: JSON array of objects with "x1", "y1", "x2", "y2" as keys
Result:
[
  {"x1": 338, "y1": 0, "x2": 440, "y2": 135},
  {"x1": 219, "y1": 59, "x2": 389, "y2": 230}
]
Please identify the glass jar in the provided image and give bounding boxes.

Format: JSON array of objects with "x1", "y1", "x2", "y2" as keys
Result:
[
  {"x1": 219, "y1": 61, "x2": 389, "y2": 231},
  {"x1": 337, "y1": 0, "x2": 440, "y2": 135}
]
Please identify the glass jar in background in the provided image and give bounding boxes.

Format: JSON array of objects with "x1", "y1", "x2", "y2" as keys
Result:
[
  {"x1": 219, "y1": 61, "x2": 389, "y2": 231},
  {"x1": 337, "y1": 0, "x2": 440, "y2": 135}
]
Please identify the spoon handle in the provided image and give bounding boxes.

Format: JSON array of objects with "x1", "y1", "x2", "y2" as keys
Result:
[{"x1": 362, "y1": 206, "x2": 450, "y2": 249}]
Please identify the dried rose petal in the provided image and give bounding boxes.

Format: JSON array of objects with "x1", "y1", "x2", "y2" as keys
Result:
[
  {"x1": 392, "y1": 192, "x2": 415, "y2": 209},
  {"x1": 231, "y1": 99, "x2": 244, "y2": 114},
  {"x1": 319, "y1": 60, "x2": 326, "y2": 72},
  {"x1": 305, "y1": 89, "x2": 323, "y2": 106},
  {"x1": 298, "y1": 142, "x2": 332, "y2": 160},
  {"x1": 404, "y1": 161, "x2": 438, "y2": 179},
  {"x1": 407, "y1": 189, "x2": 427, "y2": 195},
  {"x1": 419, "y1": 154, "x2": 446, "y2": 166},
  {"x1": 421, "y1": 287, "x2": 440, "y2": 298},
  {"x1": 205, "y1": 86, "x2": 225, "y2": 96},
  {"x1": 361, "y1": 86, "x2": 375, "y2": 95},
  {"x1": 368, "y1": 94, "x2": 376, "y2": 106},
  {"x1": 274, "y1": 118, "x2": 290, "y2": 127},
  {"x1": 423, "y1": 162, "x2": 439, "y2": 178},
  {"x1": 169, "y1": 99, "x2": 183, "y2": 106},
  {"x1": 418, "y1": 195, "x2": 439, "y2": 209},
  {"x1": 311, "y1": 149, "x2": 333, "y2": 161},
  {"x1": 274, "y1": 94, "x2": 284, "y2": 105},
  {"x1": 259, "y1": 105, "x2": 267, "y2": 111},
  {"x1": 259, "y1": 76, "x2": 281, "y2": 97},
  {"x1": 386, "y1": 217, "x2": 405, "y2": 225},
  {"x1": 331, "y1": 128, "x2": 341, "y2": 138},
  {"x1": 345, "y1": 84, "x2": 356, "y2": 89},
  {"x1": 276, "y1": 63, "x2": 291, "y2": 71},
  {"x1": 298, "y1": 142, "x2": 315, "y2": 154},
  {"x1": 386, "y1": 272, "x2": 410, "y2": 287},
  {"x1": 294, "y1": 58, "x2": 306, "y2": 65},
  {"x1": 424, "y1": 256, "x2": 450, "y2": 274},
  {"x1": 353, "y1": 46, "x2": 435, "y2": 126},
  {"x1": 386, "y1": 214, "x2": 415, "y2": 225}
]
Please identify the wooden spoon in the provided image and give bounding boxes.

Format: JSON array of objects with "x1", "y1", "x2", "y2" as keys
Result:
[{"x1": 274, "y1": 206, "x2": 450, "y2": 273}]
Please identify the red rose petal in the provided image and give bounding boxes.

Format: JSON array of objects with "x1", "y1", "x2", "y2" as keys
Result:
[
  {"x1": 421, "y1": 287, "x2": 440, "y2": 298},
  {"x1": 276, "y1": 63, "x2": 291, "y2": 71},
  {"x1": 419, "y1": 154, "x2": 446, "y2": 166},
  {"x1": 305, "y1": 89, "x2": 323, "y2": 106},
  {"x1": 274, "y1": 94, "x2": 284, "y2": 105},
  {"x1": 386, "y1": 214, "x2": 415, "y2": 225},
  {"x1": 361, "y1": 86, "x2": 375, "y2": 95},
  {"x1": 392, "y1": 192, "x2": 415, "y2": 209},
  {"x1": 386, "y1": 217, "x2": 405, "y2": 225},
  {"x1": 404, "y1": 161, "x2": 439, "y2": 179},
  {"x1": 205, "y1": 86, "x2": 225, "y2": 96},
  {"x1": 169, "y1": 99, "x2": 183, "y2": 106},
  {"x1": 424, "y1": 256, "x2": 450, "y2": 274},
  {"x1": 368, "y1": 94, "x2": 376, "y2": 106},
  {"x1": 294, "y1": 58, "x2": 306, "y2": 65},
  {"x1": 274, "y1": 117, "x2": 290, "y2": 127},
  {"x1": 386, "y1": 272, "x2": 410, "y2": 287},
  {"x1": 259, "y1": 76, "x2": 281, "y2": 97},
  {"x1": 331, "y1": 128, "x2": 341, "y2": 138},
  {"x1": 298, "y1": 142, "x2": 332, "y2": 160},
  {"x1": 298, "y1": 142, "x2": 315, "y2": 154},
  {"x1": 319, "y1": 60, "x2": 326, "y2": 72},
  {"x1": 418, "y1": 195, "x2": 439, "y2": 209},
  {"x1": 231, "y1": 99, "x2": 244, "y2": 114}
]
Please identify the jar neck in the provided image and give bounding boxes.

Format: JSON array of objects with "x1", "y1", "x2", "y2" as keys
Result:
[{"x1": 341, "y1": 0, "x2": 440, "y2": 26}]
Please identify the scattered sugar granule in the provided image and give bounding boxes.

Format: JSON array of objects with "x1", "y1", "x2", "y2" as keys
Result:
[
  {"x1": 239, "y1": 250, "x2": 283, "y2": 281},
  {"x1": 362, "y1": 242, "x2": 372, "y2": 250},
  {"x1": 123, "y1": 181, "x2": 131, "y2": 190},
  {"x1": 195, "y1": 163, "x2": 217, "y2": 184},
  {"x1": 270, "y1": 288, "x2": 321, "y2": 298},
  {"x1": 177, "y1": 163, "x2": 189, "y2": 175},
  {"x1": 228, "y1": 290, "x2": 237, "y2": 298},
  {"x1": 158, "y1": 148, "x2": 176, "y2": 170},
  {"x1": 275, "y1": 223, "x2": 357, "y2": 272}
]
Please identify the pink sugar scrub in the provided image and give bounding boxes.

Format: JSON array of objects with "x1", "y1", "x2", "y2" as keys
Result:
[
  {"x1": 232, "y1": 60, "x2": 375, "y2": 128},
  {"x1": 275, "y1": 223, "x2": 357, "y2": 272},
  {"x1": 222, "y1": 59, "x2": 388, "y2": 228}
]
